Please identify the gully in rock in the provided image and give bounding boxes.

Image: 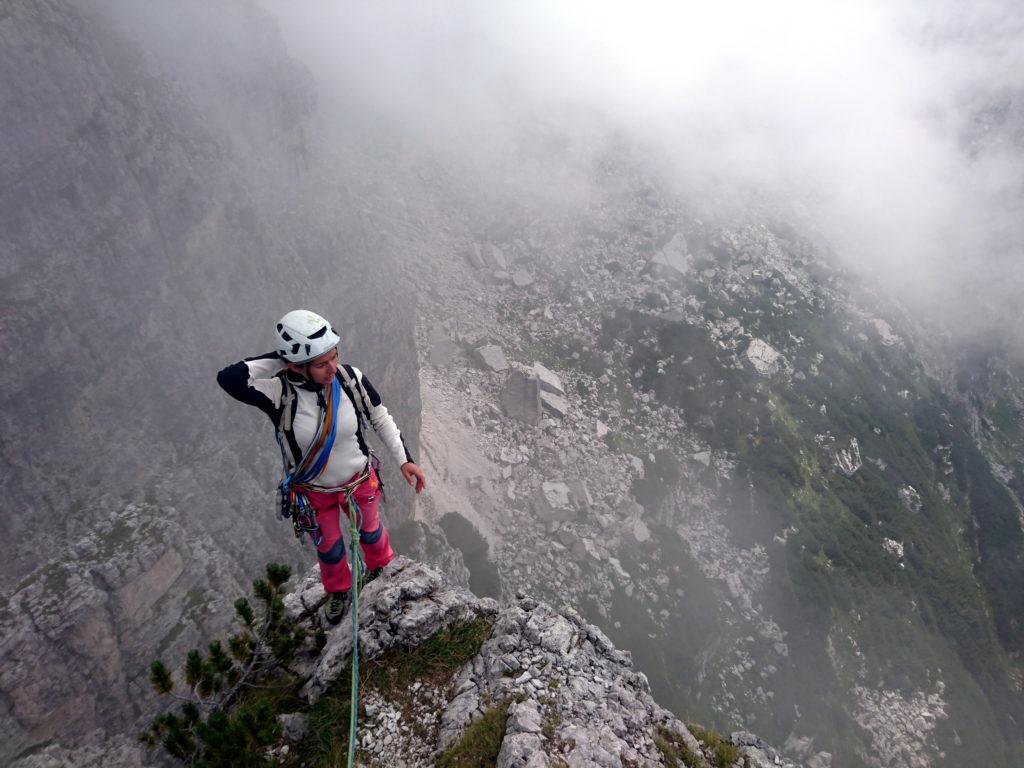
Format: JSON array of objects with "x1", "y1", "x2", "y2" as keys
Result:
[{"x1": 217, "y1": 309, "x2": 426, "y2": 625}]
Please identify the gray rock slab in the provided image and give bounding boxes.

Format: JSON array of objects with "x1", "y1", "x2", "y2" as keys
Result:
[
  {"x1": 502, "y1": 370, "x2": 542, "y2": 426},
  {"x1": 745, "y1": 338, "x2": 783, "y2": 376},
  {"x1": 534, "y1": 482, "x2": 576, "y2": 522},
  {"x1": 540, "y1": 390, "x2": 570, "y2": 418},
  {"x1": 507, "y1": 700, "x2": 544, "y2": 734},
  {"x1": 648, "y1": 232, "x2": 692, "y2": 279},
  {"x1": 303, "y1": 558, "x2": 498, "y2": 703},
  {"x1": 486, "y1": 244, "x2": 508, "y2": 270},
  {"x1": 429, "y1": 327, "x2": 461, "y2": 367},
  {"x1": 476, "y1": 344, "x2": 509, "y2": 372},
  {"x1": 532, "y1": 362, "x2": 564, "y2": 395},
  {"x1": 691, "y1": 450, "x2": 712, "y2": 467},
  {"x1": 512, "y1": 269, "x2": 534, "y2": 288},
  {"x1": 496, "y1": 732, "x2": 544, "y2": 768},
  {"x1": 465, "y1": 243, "x2": 487, "y2": 269},
  {"x1": 567, "y1": 480, "x2": 593, "y2": 509}
]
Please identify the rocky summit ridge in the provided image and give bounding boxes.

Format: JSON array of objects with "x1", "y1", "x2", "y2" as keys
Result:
[
  {"x1": 15, "y1": 555, "x2": 798, "y2": 767},
  {"x1": 286, "y1": 556, "x2": 799, "y2": 767}
]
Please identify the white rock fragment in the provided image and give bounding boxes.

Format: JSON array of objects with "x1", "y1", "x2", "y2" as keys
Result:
[
  {"x1": 899, "y1": 485, "x2": 922, "y2": 514},
  {"x1": 630, "y1": 518, "x2": 651, "y2": 544},
  {"x1": 648, "y1": 232, "x2": 692, "y2": 278},
  {"x1": 871, "y1": 318, "x2": 900, "y2": 346},
  {"x1": 881, "y1": 538, "x2": 904, "y2": 560},
  {"x1": 832, "y1": 438, "x2": 862, "y2": 476},
  {"x1": 745, "y1": 339, "x2": 783, "y2": 376}
]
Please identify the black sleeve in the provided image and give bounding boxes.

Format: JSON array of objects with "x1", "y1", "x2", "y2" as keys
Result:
[
  {"x1": 355, "y1": 368, "x2": 415, "y2": 465},
  {"x1": 359, "y1": 371, "x2": 384, "y2": 408},
  {"x1": 216, "y1": 352, "x2": 281, "y2": 419}
]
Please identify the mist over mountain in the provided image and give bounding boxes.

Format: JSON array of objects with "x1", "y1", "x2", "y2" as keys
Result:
[
  {"x1": 1, "y1": 2, "x2": 1022, "y2": 767},
  {"x1": 268, "y1": 0, "x2": 1024, "y2": 347}
]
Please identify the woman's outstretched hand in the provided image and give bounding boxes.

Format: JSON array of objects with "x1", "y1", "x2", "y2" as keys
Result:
[{"x1": 401, "y1": 462, "x2": 427, "y2": 494}]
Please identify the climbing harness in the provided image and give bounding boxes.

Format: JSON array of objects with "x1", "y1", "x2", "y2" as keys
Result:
[{"x1": 275, "y1": 377, "x2": 341, "y2": 545}]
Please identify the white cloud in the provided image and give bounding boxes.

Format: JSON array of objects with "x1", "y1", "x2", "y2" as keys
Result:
[{"x1": 267, "y1": 0, "x2": 1024, "y2": 335}]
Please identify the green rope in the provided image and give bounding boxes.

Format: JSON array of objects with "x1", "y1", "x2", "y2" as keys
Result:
[{"x1": 345, "y1": 489, "x2": 364, "y2": 768}]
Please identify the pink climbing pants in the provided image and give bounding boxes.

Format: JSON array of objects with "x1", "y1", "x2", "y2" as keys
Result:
[{"x1": 304, "y1": 467, "x2": 394, "y2": 592}]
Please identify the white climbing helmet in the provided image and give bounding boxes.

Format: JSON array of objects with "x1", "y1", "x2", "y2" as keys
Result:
[{"x1": 275, "y1": 310, "x2": 340, "y2": 363}]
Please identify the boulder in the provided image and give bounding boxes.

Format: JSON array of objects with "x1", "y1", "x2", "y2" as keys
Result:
[
  {"x1": 831, "y1": 438, "x2": 862, "y2": 476},
  {"x1": 532, "y1": 362, "x2": 564, "y2": 395},
  {"x1": 486, "y1": 244, "x2": 508, "y2": 270},
  {"x1": 744, "y1": 339, "x2": 783, "y2": 376},
  {"x1": 475, "y1": 344, "x2": 509, "y2": 372},
  {"x1": 899, "y1": 485, "x2": 922, "y2": 514},
  {"x1": 648, "y1": 232, "x2": 692, "y2": 279},
  {"x1": 534, "y1": 482, "x2": 576, "y2": 522},
  {"x1": 502, "y1": 370, "x2": 542, "y2": 426},
  {"x1": 506, "y1": 699, "x2": 543, "y2": 734},
  {"x1": 540, "y1": 390, "x2": 570, "y2": 418},
  {"x1": 465, "y1": 243, "x2": 487, "y2": 269},
  {"x1": 567, "y1": 480, "x2": 593, "y2": 509},
  {"x1": 512, "y1": 269, "x2": 534, "y2": 288},
  {"x1": 429, "y1": 326, "x2": 460, "y2": 367}
]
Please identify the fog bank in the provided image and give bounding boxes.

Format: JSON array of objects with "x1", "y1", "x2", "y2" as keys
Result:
[{"x1": 264, "y1": 1, "x2": 1023, "y2": 346}]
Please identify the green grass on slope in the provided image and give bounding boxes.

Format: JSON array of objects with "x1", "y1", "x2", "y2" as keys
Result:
[{"x1": 599, "y1": 278, "x2": 1023, "y2": 763}]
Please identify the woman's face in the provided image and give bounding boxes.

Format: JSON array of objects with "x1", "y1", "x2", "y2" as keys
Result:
[{"x1": 293, "y1": 347, "x2": 339, "y2": 386}]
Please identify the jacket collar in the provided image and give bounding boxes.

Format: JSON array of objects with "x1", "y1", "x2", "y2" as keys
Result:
[{"x1": 285, "y1": 369, "x2": 323, "y2": 392}]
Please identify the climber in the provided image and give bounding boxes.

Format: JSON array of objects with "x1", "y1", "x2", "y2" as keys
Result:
[{"x1": 217, "y1": 309, "x2": 426, "y2": 625}]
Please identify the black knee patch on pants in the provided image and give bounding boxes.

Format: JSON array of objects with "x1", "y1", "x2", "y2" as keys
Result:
[
  {"x1": 318, "y1": 538, "x2": 346, "y2": 565},
  {"x1": 360, "y1": 524, "x2": 384, "y2": 545}
]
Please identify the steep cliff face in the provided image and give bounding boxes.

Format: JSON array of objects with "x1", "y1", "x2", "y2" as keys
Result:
[{"x1": 0, "y1": 1, "x2": 420, "y2": 761}]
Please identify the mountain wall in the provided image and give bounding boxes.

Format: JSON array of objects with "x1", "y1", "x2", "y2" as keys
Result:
[{"x1": 0, "y1": 1, "x2": 420, "y2": 761}]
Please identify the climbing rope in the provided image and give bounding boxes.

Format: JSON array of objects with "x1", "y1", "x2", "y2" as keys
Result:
[{"x1": 344, "y1": 485, "x2": 365, "y2": 768}]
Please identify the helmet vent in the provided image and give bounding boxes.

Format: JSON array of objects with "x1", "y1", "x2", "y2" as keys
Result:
[
  {"x1": 276, "y1": 323, "x2": 283, "y2": 332},
  {"x1": 305, "y1": 344, "x2": 311, "y2": 355},
  {"x1": 281, "y1": 331, "x2": 293, "y2": 342},
  {"x1": 291, "y1": 343, "x2": 300, "y2": 355},
  {"x1": 307, "y1": 325, "x2": 328, "y2": 339}
]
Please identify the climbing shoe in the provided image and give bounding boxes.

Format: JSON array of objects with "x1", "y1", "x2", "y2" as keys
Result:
[
  {"x1": 325, "y1": 590, "x2": 349, "y2": 625},
  {"x1": 364, "y1": 567, "x2": 385, "y2": 585}
]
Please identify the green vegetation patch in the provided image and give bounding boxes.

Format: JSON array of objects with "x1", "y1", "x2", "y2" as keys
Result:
[
  {"x1": 302, "y1": 617, "x2": 494, "y2": 767},
  {"x1": 654, "y1": 725, "x2": 702, "y2": 768},
  {"x1": 142, "y1": 564, "x2": 308, "y2": 767},
  {"x1": 369, "y1": 616, "x2": 493, "y2": 701},
  {"x1": 688, "y1": 724, "x2": 743, "y2": 768},
  {"x1": 436, "y1": 700, "x2": 509, "y2": 768}
]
